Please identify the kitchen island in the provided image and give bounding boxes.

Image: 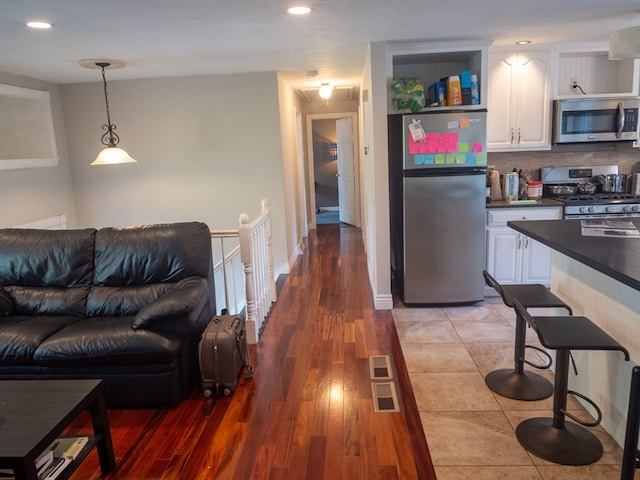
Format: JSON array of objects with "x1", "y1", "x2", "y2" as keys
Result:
[{"x1": 508, "y1": 218, "x2": 639, "y2": 447}]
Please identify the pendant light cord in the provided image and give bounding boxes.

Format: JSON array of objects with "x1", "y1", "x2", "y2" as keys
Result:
[{"x1": 97, "y1": 62, "x2": 119, "y2": 147}]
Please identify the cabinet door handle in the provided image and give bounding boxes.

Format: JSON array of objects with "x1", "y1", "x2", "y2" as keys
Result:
[
  {"x1": 510, "y1": 128, "x2": 515, "y2": 144},
  {"x1": 524, "y1": 237, "x2": 529, "y2": 248},
  {"x1": 516, "y1": 235, "x2": 522, "y2": 249},
  {"x1": 517, "y1": 128, "x2": 522, "y2": 144}
]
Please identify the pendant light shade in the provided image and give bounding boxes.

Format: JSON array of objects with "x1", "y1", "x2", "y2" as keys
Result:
[
  {"x1": 609, "y1": 26, "x2": 640, "y2": 59},
  {"x1": 92, "y1": 146, "x2": 136, "y2": 165},
  {"x1": 87, "y1": 61, "x2": 137, "y2": 165}
]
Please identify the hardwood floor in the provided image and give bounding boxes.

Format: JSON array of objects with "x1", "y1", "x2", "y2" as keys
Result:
[{"x1": 67, "y1": 224, "x2": 436, "y2": 479}]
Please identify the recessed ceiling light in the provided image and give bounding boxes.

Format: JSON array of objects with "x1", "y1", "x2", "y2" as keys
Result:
[
  {"x1": 26, "y1": 21, "x2": 52, "y2": 29},
  {"x1": 515, "y1": 40, "x2": 532, "y2": 45},
  {"x1": 287, "y1": 6, "x2": 311, "y2": 15}
]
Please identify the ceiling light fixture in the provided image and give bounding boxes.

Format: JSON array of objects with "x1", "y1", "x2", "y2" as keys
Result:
[
  {"x1": 80, "y1": 60, "x2": 136, "y2": 165},
  {"x1": 515, "y1": 40, "x2": 531, "y2": 45},
  {"x1": 319, "y1": 83, "x2": 332, "y2": 99},
  {"x1": 26, "y1": 21, "x2": 52, "y2": 29},
  {"x1": 287, "y1": 6, "x2": 311, "y2": 15},
  {"x1": 609, "y1": 26, "x2": 640, "y2": 59}
]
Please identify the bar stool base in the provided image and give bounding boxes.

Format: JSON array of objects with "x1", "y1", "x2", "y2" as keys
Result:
[
  {"x1": 485, "y1": 369, "x2": 553, "y2": 401},
  {"x1": 516, "y1": 417, "x2": 603, "y2": 466}
]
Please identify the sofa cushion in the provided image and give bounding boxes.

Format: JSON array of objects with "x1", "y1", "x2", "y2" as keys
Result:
[
  {"x1": 0, "y1": 287, "x2": 13, "y2": 316},
  {"x1": 34, "y1": 317, "x2": 181, "y2": 367},
  {"x1": 0, "y1": 228, "x2": 96, "y2": 286},
  {"x1": 93, "y1": 222, "x2": 212, "y2": 286},
  {"x1": 0, "y1": 315, "x2": 82, "y2": 365},
  {"x1": 7, "y1": 286, "x2": 89, "y2": 317}
]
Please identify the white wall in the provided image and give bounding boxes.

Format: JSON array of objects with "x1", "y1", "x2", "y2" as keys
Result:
[
  {"x1": 361, "y1": 42, "x2": 393, "y2": 310},
  {"x1": 276, "y1": 73, "x2": 305, "y2": 266},
  {"x1": 60, "y1": 71, "x2": 292, "y2": 276},
  {"x1": 0, "y1": 72, "x2": 78, "y2": 228}
]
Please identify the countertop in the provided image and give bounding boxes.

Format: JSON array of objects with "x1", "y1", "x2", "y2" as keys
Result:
[
  {"x1": 508, "y1": 219, "x2": 640, "y2": 292},
  {"x1": 487, "y1": 198, "x2": 563, "y2": 208}
]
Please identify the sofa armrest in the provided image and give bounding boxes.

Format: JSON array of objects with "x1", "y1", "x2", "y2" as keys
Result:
[{"x1": 132, "y1": 277, "x2": 208, "y2": 331}]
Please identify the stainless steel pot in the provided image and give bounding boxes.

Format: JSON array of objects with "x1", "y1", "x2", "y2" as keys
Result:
[
  {"x1": 577, "y1": 182, "x2": 598, "y2": 194},
  {"x1": 598, "y1": 174, "x2": 629, "y2": 193},
  {"x1": 548, "y1": 184, "x2": 577, "y2": 195}
]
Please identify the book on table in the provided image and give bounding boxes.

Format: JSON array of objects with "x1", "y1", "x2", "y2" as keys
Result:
[{"x1": 0, "y1": 436, "x2": 89, "y2": 480}]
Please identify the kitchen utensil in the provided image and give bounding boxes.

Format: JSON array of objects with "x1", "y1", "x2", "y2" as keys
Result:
[
  {"x1": 598, "y1": 174, "x2": 629, "y2": 193},
  {"x1": 548, "y1": 185, "x2": 578, "y2": 195},
  {"x1": 577, "y1": 182, "x2": 598, "y2": 194}
]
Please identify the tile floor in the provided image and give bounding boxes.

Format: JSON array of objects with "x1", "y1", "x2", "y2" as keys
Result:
[{"x1": 393, "y1": 298, "x2": 639, "y2": 480}]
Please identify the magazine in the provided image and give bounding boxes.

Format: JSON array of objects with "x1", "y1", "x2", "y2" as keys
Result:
[{"x1": 581, "y1": 219, "x2": 640, "y2": 238}]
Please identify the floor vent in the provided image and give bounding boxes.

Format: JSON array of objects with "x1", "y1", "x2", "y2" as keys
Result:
[
  {"x1": 371, "y1": 381, "x2": 401, "y2": 413},
  {"x1": 369, "y1": 355, "x2": 393, "y2": 380}
]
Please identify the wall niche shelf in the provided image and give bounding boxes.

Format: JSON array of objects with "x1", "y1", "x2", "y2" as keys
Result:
[
  {"x1": 553, "y1": 45, "x2": 640, "y2": 98},
  {"x1": 386, "y1": 40, "x2": 489, "y2": 114}
]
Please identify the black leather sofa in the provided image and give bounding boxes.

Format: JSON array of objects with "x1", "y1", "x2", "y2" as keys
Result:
[{"x1": 0, "y1": 222, "x2": 215, "y2": 408}]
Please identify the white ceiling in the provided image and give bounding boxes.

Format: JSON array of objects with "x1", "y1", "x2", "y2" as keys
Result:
[{"x1": 2, "y1": 0, "x2": 640, "y2": 94}]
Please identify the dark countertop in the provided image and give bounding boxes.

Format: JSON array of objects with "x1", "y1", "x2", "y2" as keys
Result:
[
  {"x1": 487, "y1": 198, "x2": 563, "y2": 208},
  {"x1": 508, "y1": 219, "x2": 640, "y2": 292}
]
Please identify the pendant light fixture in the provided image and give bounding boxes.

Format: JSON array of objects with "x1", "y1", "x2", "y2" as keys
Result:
[
  {"x1": 80, "y1": 59, "x2": 136, "y2": 165},
  {"x1": 319, "y1": 82, "x2": 332, "y2": 99}
]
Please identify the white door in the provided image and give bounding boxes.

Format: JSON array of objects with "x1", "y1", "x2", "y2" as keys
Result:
[{"x1": 336, "y1": 117, "x2": 355, "y2": 225}]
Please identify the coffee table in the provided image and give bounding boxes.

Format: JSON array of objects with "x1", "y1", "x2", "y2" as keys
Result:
[{"x1": 0, "y1": 379, "x2": 115, "y2": 480}]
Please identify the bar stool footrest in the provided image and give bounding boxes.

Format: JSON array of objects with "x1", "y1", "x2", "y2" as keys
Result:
[
  {"x1": 485, "y1": 369, "x2": 553, "y2": 401},
  {"x1": 563, "y1": 390, "x2": 602, "y2": 427},
  {"x1": 523, "y1": 344, "x2": 553, "y2": 370},
  {"x1": 516, "y1": 417, "x2": 603, "y2": 466}
]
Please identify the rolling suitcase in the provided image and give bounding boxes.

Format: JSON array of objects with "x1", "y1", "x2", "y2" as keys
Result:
[{"x1": 199, "y1": 312, "x2": 253, "y2": 397}]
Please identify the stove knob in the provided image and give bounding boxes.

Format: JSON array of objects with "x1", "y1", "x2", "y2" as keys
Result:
[
  {"x1": 633, "y1": 206, "x2": 640, "y2": 212},
  {"x1": 606, "y1": 206, "x2": 614, "y2": 213},
  {"x1": 588, "y1": 206, "x2": 596, "y2": 213},
  {"x1": 623, "y1": 206, "x2": 632, "y2": 213},
  {"x1": 579, "y1": 207, "x2": 587, "y2": 213}
]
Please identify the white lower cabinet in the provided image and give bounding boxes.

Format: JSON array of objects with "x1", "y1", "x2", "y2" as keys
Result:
[{"x1": 485, "y1": 206, "x2": 562, "y2": 289}]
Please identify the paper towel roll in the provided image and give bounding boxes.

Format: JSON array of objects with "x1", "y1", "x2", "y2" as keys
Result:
[{"x1": 489, "y1": 169, "x2": 502, "y2": 200}]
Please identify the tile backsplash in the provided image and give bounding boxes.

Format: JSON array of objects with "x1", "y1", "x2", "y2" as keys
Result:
[{"x1": 488, "y1": 142, "x2": 640, "y2": 181}]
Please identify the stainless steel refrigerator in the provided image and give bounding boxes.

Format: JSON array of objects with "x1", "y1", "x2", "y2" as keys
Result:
[{"x1": 388, "y1": 110, "x2": 487, "y2": 305}]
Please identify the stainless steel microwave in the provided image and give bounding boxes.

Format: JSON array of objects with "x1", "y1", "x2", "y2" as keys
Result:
[{"x1": 552, "y1": 97, "x2": 640, "y2": 143}]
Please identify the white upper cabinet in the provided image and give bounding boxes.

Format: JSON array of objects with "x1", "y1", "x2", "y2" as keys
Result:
[{"x1": 487, "y1": 49, "x2": 551, "y2": 152}]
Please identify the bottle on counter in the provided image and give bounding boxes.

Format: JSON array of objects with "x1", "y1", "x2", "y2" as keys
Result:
[{"x1": 486, "y1": 172, "x2": 492, "y2": 204}]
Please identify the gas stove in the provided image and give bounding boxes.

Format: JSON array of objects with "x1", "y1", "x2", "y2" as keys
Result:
[{"x1": 541, "y1": 166, "x2": 640, "y2": 219}]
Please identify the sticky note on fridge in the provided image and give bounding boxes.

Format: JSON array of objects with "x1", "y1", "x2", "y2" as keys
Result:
[
  {"x1": 435, "y1": 154, "x2": 445, "y2": 164},
  {"x1": 447, "y1": 143, "x2": 457, "y2": 152},
  {"x1": 475, "y1": 153, "x2": 487, "y2": 164},
  {"x1": 419, "y1": 143, "x2": 430, "y2": 153},
  {"x1": 409, "y1": 144, "x2": 420, "y2": 154},
  {"x1": 424, "y1": 154, "x2": 435, "y2": 164},
  {"x1": 458, "y1": 142, "x2": 469, "y2": 152},
  {"x1": 466, "y1": 154, "x2": 476, "y2": 164},
  {"x1": 445, "y1": 154, "x2": 456, "y2": 164},
  {"x1": 448, "y1": 132, "x2": 459, "y2": 143},
  {"x1": 459, "y1": 117, "x2": 471, "y2": 128},
  {"x1": 472, "y1": 142, "x2": 483, "y2": 153},
  {"x1": 414, "y1": 155, "x2": 425, "y2": 165},
  {"x1": 447, "y1": 120, "x2": 459, "y2": 129},
  {"x1": 456, "y1": 154, "x2": 466, "y2": 164}
]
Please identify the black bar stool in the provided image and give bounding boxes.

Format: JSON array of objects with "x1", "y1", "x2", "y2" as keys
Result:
[
  {"x1": 621, "y1": 365, "x2": 640, "y2": 480},
  {"x1": 512, "y1": 299, "x2": 630, "y2": 466},
  {"x1": 483, "y1": 270, "x2": 572, "y2": 401}
]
